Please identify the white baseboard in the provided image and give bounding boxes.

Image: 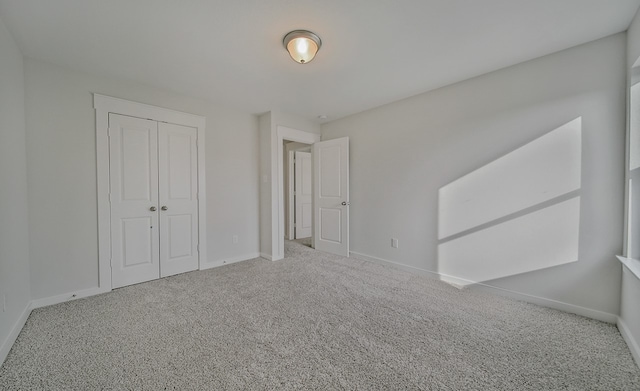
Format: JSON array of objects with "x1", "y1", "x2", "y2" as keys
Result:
[
  {"x1": 0, "y1": 302, "x2": 31, "y2": 365},
  {"x1": 258, "y1": 253, "x2": 287, "y2": 261},
  {"x1": 468, "y1": 281, "x2": 618, "y2": 323},
  {"x1": 31, "y1": 286, "x2": 110, "y2": 310},
  {"x1": 618, "y1": 317, "x2": 640, "y2": 368},
  {"x1": 350, "y1": 251, "x2": 465, "y2": 283},
  {"x1": 200, "y1": 253, "x2": 260, "y2": 270},
  {"x1": 350, "y1": 251, "x2": 618, "y2": 324}
]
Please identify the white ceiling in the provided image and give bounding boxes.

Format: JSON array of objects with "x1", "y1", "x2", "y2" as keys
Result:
[{"x1": 1, "y1": 0, "x2": 639, "y2": 122}]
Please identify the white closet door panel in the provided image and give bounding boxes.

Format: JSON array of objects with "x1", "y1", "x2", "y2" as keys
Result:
[
  {"x1": 109, "y1": 114, "x2": 160, "y2": 288},
  {"x1": 158, "y1": 122, "x2": 199, "y2": 277}
]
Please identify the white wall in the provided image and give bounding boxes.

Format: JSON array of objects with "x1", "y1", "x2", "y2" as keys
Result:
[
  {"x1": 620, "y1": 8, "x2": 640, "y2": 365},
  {"x1": 0, "y1": 16, "x2": 30, "y2": 360},
  {"x1": 259, "y1": 112, "x2": 274, "y2": 258},
  {"x1": 322, "y1": 34, "x2": 626, "y2": 318},
  {"x1": 273, "y1": 111, "x2": 321, "y2": 136},
  {"x1": 24, "y1": 59, "x2": 259, "y2": 300}
]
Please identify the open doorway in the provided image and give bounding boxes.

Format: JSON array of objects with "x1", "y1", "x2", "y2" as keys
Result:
[
  {"x1": 270, "y1": 126, "x2": 349, "y2": 261},
  {"x1": 284, "y1": 141, "x2": 312, "y2": 242}
]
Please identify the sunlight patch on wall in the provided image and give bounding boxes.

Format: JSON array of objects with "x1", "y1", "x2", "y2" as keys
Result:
[
  {"x1": 437, "y1": 118, "x2": 582, "y2": 286},
  {"x1": 438, "y1": 197, "x2": 580, "y2": 285},
  {"x1": 438, "y1": 118, "x2": 581, "y2": 240}
]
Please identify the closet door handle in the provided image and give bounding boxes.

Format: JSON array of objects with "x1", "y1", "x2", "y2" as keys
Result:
[
  {"x1": 149, "y1": 206, "x2": 157, "y2": 211},
  {"x1": 161, "y1": 206, "x2": 168, "y2": 211}
]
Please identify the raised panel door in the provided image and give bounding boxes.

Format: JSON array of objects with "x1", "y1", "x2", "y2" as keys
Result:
[
  {"x1": 109, "y1": 114, "x2": 160, "y2": 288},
  {"x1": 158, "y1": 122, "x2": 199, "y2": 277},
  {"x1": 313, "y1": 137, "x2": 349, "y2": 256}
]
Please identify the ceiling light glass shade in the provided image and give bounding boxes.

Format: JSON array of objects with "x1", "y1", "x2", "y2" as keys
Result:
[{"x1": 283, "y1": 30, "x2": 321, "y2": 64}]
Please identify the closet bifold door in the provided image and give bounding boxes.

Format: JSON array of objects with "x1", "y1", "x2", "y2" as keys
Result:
[
  {"x1": 157, "y1": 122, "x2": 199, "y2": 278},
  {"x1": 109, "y1": 114, "x2": 160, "y2": 288}
]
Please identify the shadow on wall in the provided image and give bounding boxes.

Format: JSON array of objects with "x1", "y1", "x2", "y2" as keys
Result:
[{"x1": 437, "y1": 118, "x2": 582, "y2": 287}]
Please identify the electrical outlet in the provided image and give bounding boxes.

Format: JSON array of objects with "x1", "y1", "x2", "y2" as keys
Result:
[
  {"x1": 233, "y1": 235, "x2": 239, "y2": 244},
  {"x1": 391, "y1": 238, "x2": 399, "y2": 248}
]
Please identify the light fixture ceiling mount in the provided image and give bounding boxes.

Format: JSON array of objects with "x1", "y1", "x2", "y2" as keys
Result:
[{"x1": 283, "y1": 30, "x2": 322, "y2": 64}]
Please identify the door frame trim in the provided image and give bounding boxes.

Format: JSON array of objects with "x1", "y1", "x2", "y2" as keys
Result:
[
  {"x1": 287, "y1": 150, "x2": 295, "y2": 240},
  {"x1": 274, "y1": 126, "x2": 320, "y2": 260},
  {"x1": 94, "y1": 94, "x2": 207, "y2": 290}
]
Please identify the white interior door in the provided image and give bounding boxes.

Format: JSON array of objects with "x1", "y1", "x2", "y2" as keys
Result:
[
  {"x1": 313, "y1": 137, "x2": 349, "y2": 256},
  {"x1": 295, "y1": 151, "x2": 312, "y2": 238},
  {"x1": 109, "y1": 114, "x2": 160, "y2": 288},
  {"x1": 158, "y1": 122, "x2": 199, "y2": 277}
]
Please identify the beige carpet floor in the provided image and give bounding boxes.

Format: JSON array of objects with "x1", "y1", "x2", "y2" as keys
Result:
[{"x1": 1, "y1": 240, "x2": 639, "y2": 390}]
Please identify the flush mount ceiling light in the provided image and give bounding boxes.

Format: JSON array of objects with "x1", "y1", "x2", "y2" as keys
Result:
[{"x1": 283, "y1": 30, "x2": 322, "y2": 64}]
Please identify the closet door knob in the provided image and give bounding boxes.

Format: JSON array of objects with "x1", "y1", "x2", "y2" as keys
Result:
[
  {"x1": 161, "y1": 206, "x2": 168, "y2": 211},
  {"x1": 149, "y1": 206, "x2": 157, "y2": 211}
]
